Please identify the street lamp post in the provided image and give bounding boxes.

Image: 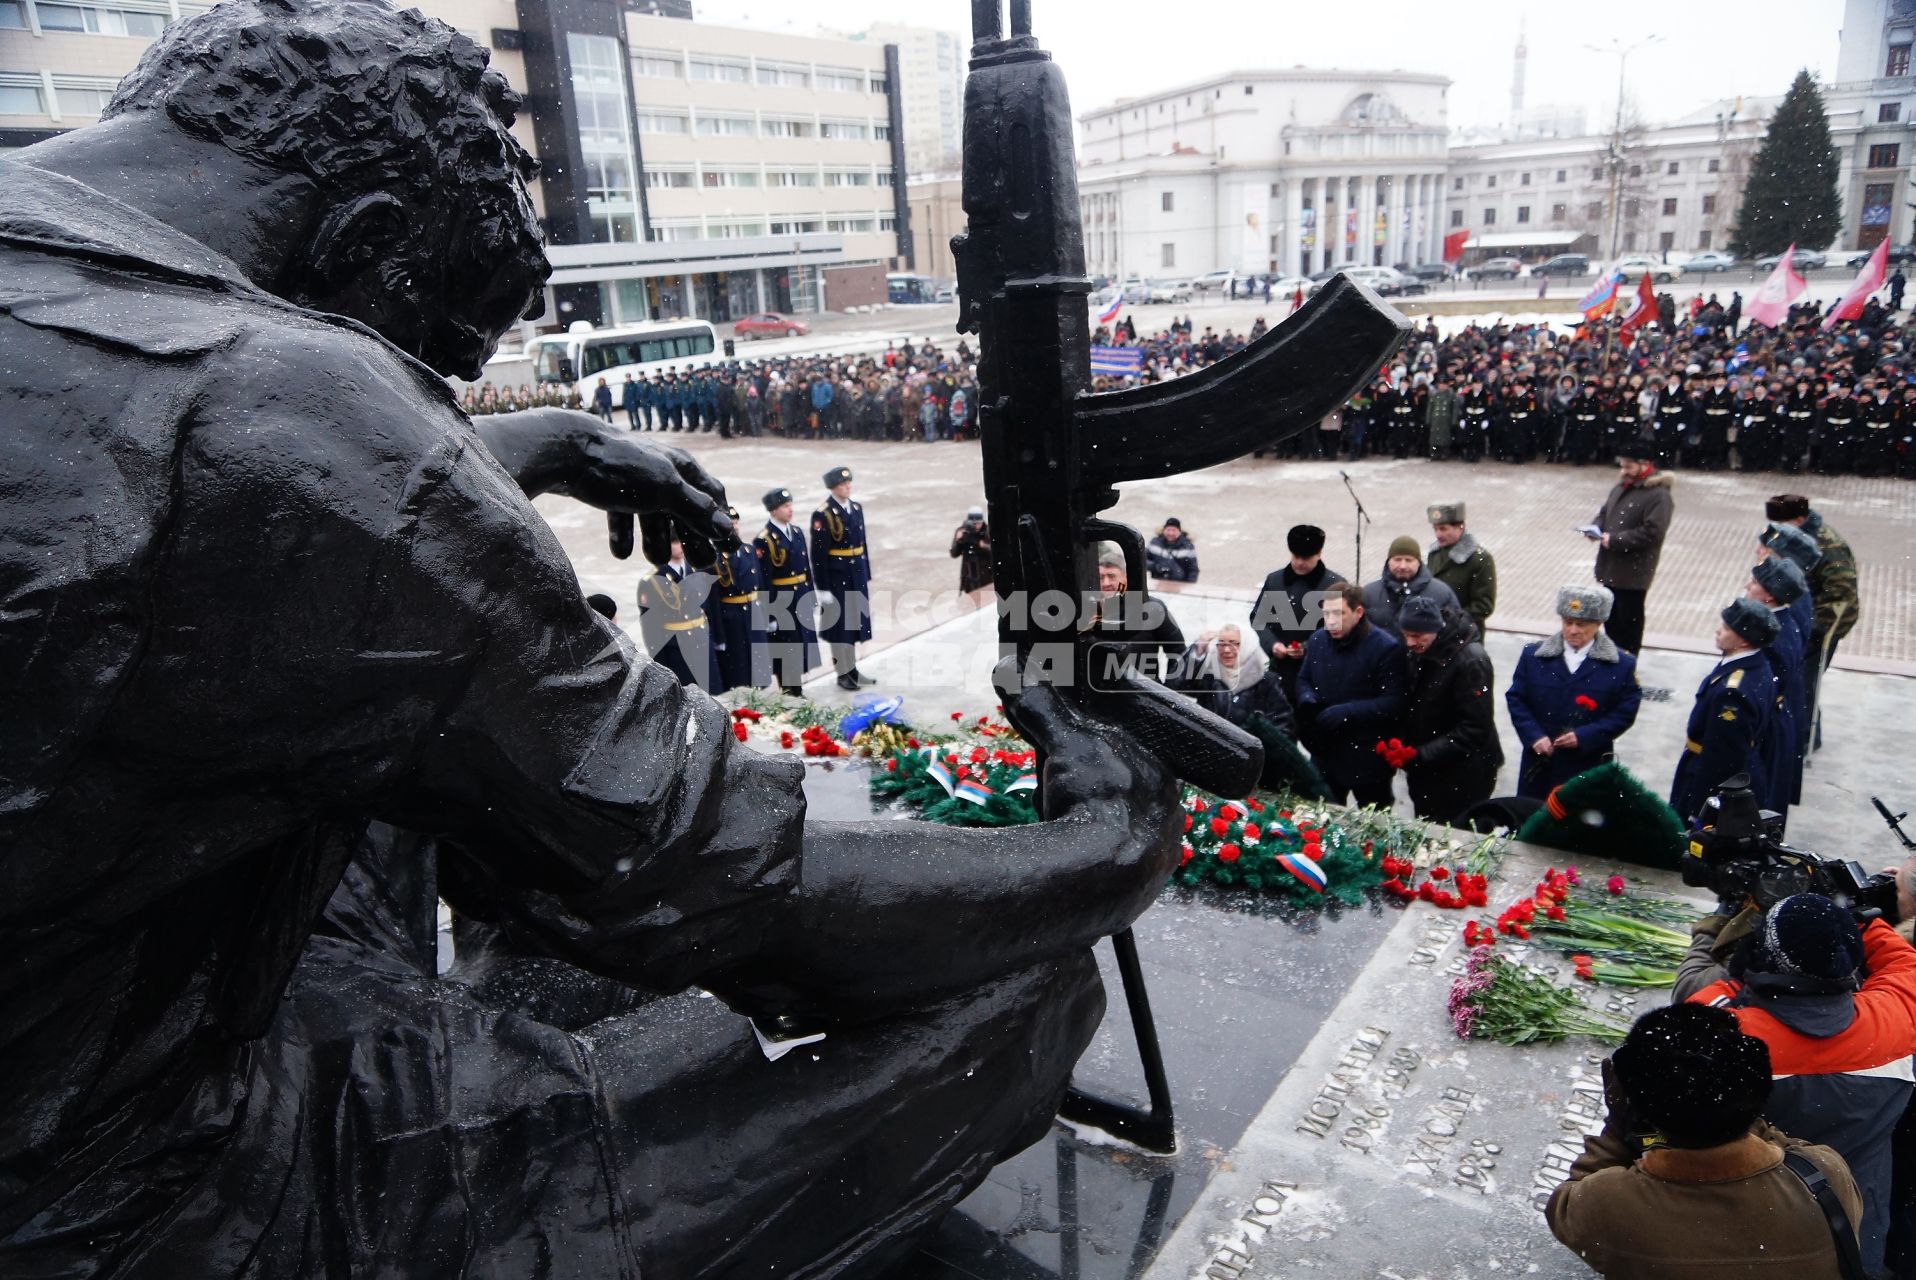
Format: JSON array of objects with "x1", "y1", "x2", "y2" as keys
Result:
[{"x1": 1587, "y1": 36, "x2": 1661, "y2": 263}]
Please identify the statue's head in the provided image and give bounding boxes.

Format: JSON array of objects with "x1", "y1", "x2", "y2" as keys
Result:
[{"x1": 105, "y1": 0, "x2": 549, "y2": 378}]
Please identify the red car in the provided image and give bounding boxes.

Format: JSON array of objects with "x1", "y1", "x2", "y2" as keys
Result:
[{"x1": 734, "y1": 312, "x2": 809, "y2": 339}]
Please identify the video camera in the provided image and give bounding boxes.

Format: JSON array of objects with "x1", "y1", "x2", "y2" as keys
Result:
[{"x1": 1680, "y1": 775, "x2": 1901, "y2": 922}]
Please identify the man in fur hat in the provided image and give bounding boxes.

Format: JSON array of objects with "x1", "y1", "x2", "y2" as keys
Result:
[{"x1": 1506, "y1": 586, "x2": 1643, "y2": 799}]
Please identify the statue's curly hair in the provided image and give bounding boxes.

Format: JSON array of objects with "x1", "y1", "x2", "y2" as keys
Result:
[{"x1": 106, "y1": 0, "x2": 536, "y2": 206}]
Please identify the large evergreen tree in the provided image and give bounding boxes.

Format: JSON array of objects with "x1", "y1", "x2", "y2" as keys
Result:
[{"x1": 1732, "y1": 70, "x2": 1843, "y2": 257}]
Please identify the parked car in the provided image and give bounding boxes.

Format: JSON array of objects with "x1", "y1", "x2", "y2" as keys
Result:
[
  {"x1": 1264, "y1": 274, "x2": 1315, "y2": 298},
  {"x1": 1679, "y1": 250, "x2": 1738, "y2": 273},
  {"x1": 733, "y1": 312, "x2": 808, "y2": 339},
  {"x1": 1373, "y1": 269, "x2": 1429, "y2": 297},
  {"x1": 1609, "y1": 256, "x2": 1682, "y2": 283},
  {"x1": 1145, "y1": 278, "x2": 1194, "y2": 304},
  {"x1": 1753, "y1": 248, "x2": 1828, "y2": 272},
  {"x1": 1533, "y1": 254, "x2": 1591, "y2": 278},
  {"x1": 1402, "y1": 262, "x2": 1454, "y2": 281},
  {"x1": 1307, "y1": 265, "x2": 1404, "y2": 296},
  {"x1": 933, "y1": 283, "x2": 956, "y2": 303},
  {"x1": 1463, "y1": 257, "x2": 1523, "y2": 281},
  {"x1": 1844, "y1": 243, "x2": 1916, "y2": 268},
  {"x1": 1192, "y1": 269, "x2": 1237, "y2": 293}
]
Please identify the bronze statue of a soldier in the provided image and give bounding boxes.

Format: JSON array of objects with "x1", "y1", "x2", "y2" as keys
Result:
[{"x1": 0, "y1": 2, "x2": 1180, "y2": 1273}]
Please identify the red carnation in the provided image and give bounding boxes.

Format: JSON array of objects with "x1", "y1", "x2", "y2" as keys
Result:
[
  {"x1": 1183, "y1": 813, "x2": 1193, "y2": 834},
  {"x1": 780, "y1": 731, "x2": 795, "y2": 748},
  {"x1": 950, "y1": 712, "x2": 963, "y2": 721},
  {"x1": 1210, "y1": 816, "x2": 1230, "y2": 837},
  {"x1": 1430, "y1": 866, "x2": 1450, "y2": 880},
  {"x1": 886, "y1": 758, "x2": 897, "y2": 772},
  {"x1": 1574, "y1": 695, "x2": 1599, "y2": 711},
  {"x1": 732, "y1": 721, "x2": 749, "y2": 742},
  {"x1": 1247, "y1": 799, "x2": 1265, "y2": 812},
  {"x1": 1607, "y1": 874, "x2": 1627, "y2": 896},
  {"x1": 1546, "y1": 905, "x2": 1566, "y2": 922},
  {"x1": 1180, "y1": 844, "x2": 1194, "y2": 865},
  {"x1": 969, "y1": 746, "x2": 988, "y2": 763},
  {"x1": 1218, "y1": 842, "x2": 1241, "y2": 863},
  {"x1": 731, "y1": 706, "x2": 762, "y2": 722},
  {"x1": 1243, "y1": 823, "x2": 1261, "y2": 841}
]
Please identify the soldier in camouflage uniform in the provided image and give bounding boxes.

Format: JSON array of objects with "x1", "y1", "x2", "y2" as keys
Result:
[
  {"x1": 1766, "y1": 494, "x2": 1860, "y2": 752},
  {"x1": 1424, "y1": 500, "x2": 1496, "y2": 637}
]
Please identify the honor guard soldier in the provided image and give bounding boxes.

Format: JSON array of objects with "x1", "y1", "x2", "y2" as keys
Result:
[
  {"x1": 1695, "y1": 373, "x2": 1736, "y2": 471},
  {"x1": 1502, "y1": 377, "x2": 1542, "y2": 463},
  {"x1": 812, "y1": 465, "x2": 877, "y2": 691},
  {"x1": 755, "y1": 487, "x2": 818, "y2": 695},
  {"x1": 1651, "y1": 373, "x2": 1689, "y2": 467},
  {"x1": 714, "y1": 505, "x2": 765, "y2": 691},
  {"x1": 1563, "y1": 380, "x2": 1603, "y2": 465},
  {"x1": 1748, "y1": 555, "x2": 1810, "y2": 816},
  {"x1": 1815, "y1": 382, "x2": 1857, "y2": 474},
  {"x1": 1781, "y1": 378, "x2": 1818, "y2": 473},
  {"x1": 1738, "y1": 381, "x2": 1780, "y2": 472},
  {"x1": 1758, "y1": 520, "x2": 1820, "y2": 645},
  {"x1": 635, "y1": 535, "x2": 723, "y2": 693},
  {"x1": 1457, "y1": 377, "x2": 1491, "y2": 462},
  {"x1": 1383, "y1": 379, "x2": 1419, "y2": 458},
  {"x1": 1858, "y1": 382, "x2": 1899, "y2": 477},
  {"x1": 1669, "y1": 599, "x2": 1779, "y2": 825}
]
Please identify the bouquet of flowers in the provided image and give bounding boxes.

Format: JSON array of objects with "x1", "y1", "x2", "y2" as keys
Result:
[
  {"x1": 1476, "y1": 866, "x2": 1690, "y2": 986},
  {"x1": 1448, "y1": 948, "x2": 1629, "y2": 1045}
]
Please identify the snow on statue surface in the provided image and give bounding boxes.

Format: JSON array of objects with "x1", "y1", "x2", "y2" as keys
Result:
[{"x1": 0, "y1": 1, "x2": 1184, "y2": 1272}]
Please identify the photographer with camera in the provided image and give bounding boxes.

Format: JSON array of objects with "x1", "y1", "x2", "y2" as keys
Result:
[
  {"x1": 1547, "y1": 1003, "x2": 1864, "y2": 1279},
  {"x1": 1672, "y1": 881, "x2": 1916, "y2": 1276}
]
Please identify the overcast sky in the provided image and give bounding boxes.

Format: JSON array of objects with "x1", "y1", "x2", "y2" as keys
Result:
[{"x1": 695, "y1": 0, "x2": 1847, "y2": 132}]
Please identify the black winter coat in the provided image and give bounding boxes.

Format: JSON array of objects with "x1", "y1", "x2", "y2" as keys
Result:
[
  {"x1": 1402, "y1": 614, "x2": 1502, "y2": 820},
  {"x1": 1294, "y1": 618, "x2": 1407, "y2": 792}
]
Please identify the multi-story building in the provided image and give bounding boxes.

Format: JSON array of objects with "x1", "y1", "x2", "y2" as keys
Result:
[
  {"x1": 1826, "y1": 0, "x2": 1916, "y2": 251},
  {"x1": 905, "y1": 171, "x2": 962, "y2": 282},
  {"x1": 847, "y1": 21, "x2": 964, "y2": 176},
  {"x1": 1074, "y1": 68, "x2": 1452, "y2": 283},
  {"x1": 1, "y1": 0, "x2": 909, "y2": 326},
  {"x1": 1442, "y1": 101, "x2": 1771, "y2": 263}
]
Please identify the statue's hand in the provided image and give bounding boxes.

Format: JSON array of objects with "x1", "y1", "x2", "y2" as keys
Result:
[{"x1": 997, "y1": 660, "x2": 1180, "y2": 885}]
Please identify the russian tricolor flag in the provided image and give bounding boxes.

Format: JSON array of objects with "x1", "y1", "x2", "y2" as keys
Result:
[
  {"x1": 1096, "y1": 290, "x2": 1123, "y2": 325},
  {"x1": 1276, "y1": 851, "x2": 1328, "y2": 893}
]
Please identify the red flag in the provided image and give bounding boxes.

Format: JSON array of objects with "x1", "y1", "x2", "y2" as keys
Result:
[
  {"x1": 1442, "y1": 230, "x2": 1470, "y2": 263},
  {"x1": 1746, "y1": 244, "x2": 1807, "y2": 328},
  {"x1": 1823, "y1": 240, "x2": 1889, "y2": 330},
  {"x1": 1617, "y1": 272, "x2": 1656, "y2": 338}
]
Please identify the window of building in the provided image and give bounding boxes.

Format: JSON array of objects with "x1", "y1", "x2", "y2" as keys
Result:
[
  {"x1": 1883, "y1": 102, "x2": 1904, "y2": 122},
  {"x1": 0, "y1": 1, "x2": 30, "y2": 27},
  {"x1": 696, "y1": 113, "x2": 755, "y2": 138},
  {"x1": 1698, "y1": 230, "x2": 1713, "y2": 249},
  {"x1": 631, "y1": 50, "x2": 681, "y2": 78},
  {"x1": 1453, "y1": 176, "x2": 1463, "y2": 190},
  {"x1": 1449, "y1": 209, "x2": 1462, "y2": 227},
  {"x1": 815, "y1": 67, "x2": 865, "y2": 93},
  {"x1": 707, "y1": 221, "x2": 766, "y2": 238},
  {"x1": 1627, "y1": 163, "x2": 1642, "y2": 178},
  {"x1": 873, "y1": 122, "x2": 890, "y2": 140},
  {"x1": 1516, "y1": 205, "x2": 1530, "y2": 222},
  {"x1": 1625, "y1": 197, "x2": 1641, "y2": 219},
  {"x1": 879, "y1": 214, "x2": 896, "y2": 231},
  {"x1": 1889, "y1": 44, "x2": 1910, "y2": 76},
  {"x1": 653, "y1": 223, "x2": 703, "y2": 242},
  {"x1": 1270, "y1": 182, "x2": 1280, "y2": 196},
  {"x1": 569, "y1": 33, "x2": 641, "y2": 244},
  {"x1": 1244, "y1": 84, "x2": 1253, "y2": 95},
  {"x1": 645, "y1": 169, "x2": 693, "y2": 189},
  {"x1": 756, "y1": 62, "x2": 810, "y2": 89},
  {"x1": 770, "y1": 219, "x2": 823, "y2": 235},
  {"x1": 1587, "y1": 201, "x2": 1603, "y2": 219},
  {"x1": 701, "y1": 169, "x2": 760, "y2": 188},
  {"x1": 1161, "y1": 191, "x2": 1174, "y2": 212},
  {"x1": 1161, "y1": 242, "x2": 1176, "y2": 267},
  {"x1": 580, "y1": 154, "x2": 633, "y2": 203},
  {"x1": 1659, "y1": 231, "x2": 1675, "y2": 251},
  {"x1": 688, "y1": 57, "x2": 749, "y2": 84},
  {"x1": 1623, "y1": 231, "x2": 1637, "y2": 250},
  {"x1": 1521, "y1": 172, "x2": 1531, "y2": 185},
  {"x1": 1661, "y1": 197, "x2": 1677, "y2": 215},
  {"x1": 1483, "y1": 208, "x2": 1496, "y2": 225},
  {"x1": 1555, "y1": 168, "x2": 1567, "y2": 182},
  {"x1": 762, "y1": 117, "x2": 817, "y2": 139},
  {"x1": 0, "y1": 82, "x2": 43, "y2": 114},
  {"x1": 34, "y1": 3, "x2": 165, "y2": 35},
  {"x1": 1667, "y1": 161, "x2": 1679, "y2": 175},
  {"x1": 1486, "y1": 175, "x2": 1496, "y2": 188},
  {"x1": 826, "y1": 169, "x2": 873, "y2": 187},
  {"x1": 825, "y1": 216, "x2": 875, "y2": 233},
  {"x1": 819, "y1": 119, "x2": 869, "y2": 140},
  {"x1": 636, "y1": 111, "x2": 689, "y2": 134},
  {"x1": 868, "y1": 76, "x2": 889, "y2": 94},
  {"x1": 768, "y1": 168, "x2": 818, "y2": 187},
  {"x1": 1551, "y1": 202, "x2": 1567, "y2": 220},
  {"x1": 1592, "y1": 166, "x2": 1604, "y2": 181},
  {"x1": 1869, "y1": 142, "x2": 1902, "y2": 168},
  {"x1": 1701, "y1": 193, "x2": 1716, "y2": 214},
  {"x1": 876, "y1": 170, "x2": 894, "y2": 187},
  {"x1": 1707, "y1": 158, "x2": 1720, "y2": 173}
]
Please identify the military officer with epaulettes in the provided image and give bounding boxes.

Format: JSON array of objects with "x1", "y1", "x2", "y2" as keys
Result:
[
  {"x1": 1668, "y1": 598, "x2": 1779, "y2": 825},
  {"x1": 1780, "y1": 378, "x2": 1817, "y2": 473},
  {"x1": 756, "y1": 486, "x2": 818, "y2": 695},
  {"x1": 1748, "y1": 555, "x2": 1810, "y2": 817},
  {"x1": 1815, "y1": 382, "x2": 1857, "y2": 474},
  {"x1": 1738, "y1": 380, "x2": 1781, "y2": 472},
  {"x1": 635, "y1": 534, "x2": 723, "y2": 692},
  {"x1": 1650, "y1": 372, "x2": 1690, "y2": 468},
  {"x1": 811, "y1": 465, "x2": 877, "y2": 691},
  {"x1": 714, "y1": 505, "x2": 765, "y2": 691},
  {"x1": 1694, "y1": 373, "x2": 1737, "y2": 471},
  {"x1": 1562, "y1": 379, "x2": 1603, "y2": 465},
  {"x1": 1457, "y1": 377, "x2": 1491, "y2": 462}
]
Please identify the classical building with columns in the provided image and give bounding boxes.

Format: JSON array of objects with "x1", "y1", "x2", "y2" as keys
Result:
[{"x1": 1076, "y1": 68, "x2": 1451, "y2": 281}]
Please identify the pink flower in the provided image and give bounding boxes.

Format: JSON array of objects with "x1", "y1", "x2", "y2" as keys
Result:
[{"x1": 1606, "y1": 874, "x2": 1626, "y2": 897}]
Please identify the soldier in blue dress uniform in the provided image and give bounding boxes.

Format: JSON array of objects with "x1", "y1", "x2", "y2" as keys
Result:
[
  {"x1": 812, "y1": 465, "x2": 877, "y2": 691},
  {"x1": 1505, "y1": 585, "x2": 1643, "y2": 798},
  {"x1": 1758, "y1": 520, "x2": 1820, "y2": 642},
  {"x1": 1749, "y1": 556, "x2": 1809, "y2": 816},
  {"x1": 1669, "y1": 599, "x2": 1779, "y2": 826},
  {"x1": 714, "y1": 505, "x2": 765, "y2": 691},
  {"x1": 755, "y1": 487, "x2": 818, "y2": 695},
  {"x1": 635, "y1": 536, "x2": 723, "y2": 692}
]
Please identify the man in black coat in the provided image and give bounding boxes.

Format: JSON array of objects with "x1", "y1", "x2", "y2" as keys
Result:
[
  {"x1": 1294, "y1": 582, "x2": 1408, "y2": 808},
  {"x1": 1395, "y1": 598, "x2": 1502, "y2": 823},
  {"x1": 1251, "y1": 523, "x2": 1346, "y2": 705}
]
